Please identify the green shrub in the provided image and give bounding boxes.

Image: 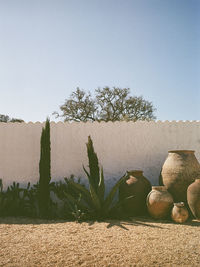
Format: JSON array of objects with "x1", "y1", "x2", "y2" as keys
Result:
[
  {"x1": 51, "y1": 175, "x2": 87, "y2": 220},
  {"x1": 0, "y1": 176, "x2": 85, "y2": 219},
  {"x1": 0, "y1": 180, "x2": 34, "y2": 217},
  {"x1": 0, "y1": 180, "x2": 57, "y2": 218}
]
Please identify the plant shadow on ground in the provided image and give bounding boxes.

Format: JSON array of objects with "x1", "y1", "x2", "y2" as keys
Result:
[
  {"x1": 0, "y1": 217, "x2": 69, "y2": 225},
  {"x1": 91, "y1": 216, "x2": 200, "y2": 230},
  {"x1": 0, "y1": 216, "x2": 199, "y2": 230}
]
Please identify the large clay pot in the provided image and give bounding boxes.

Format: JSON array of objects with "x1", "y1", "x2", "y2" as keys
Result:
[
  {"x1": 119, "y1": 170, "x2": 151, "y2": 216},
  {"x1": 160, "y1": 150, "x2": 200, "y2": 202},
  {"x1": 171, "y1": 202, "x2": 189, "y2": 223},
  {"x1": 146, "y1": 186, "x2": 173, "y2": 219},
  {"x1": 187, "y1": 178, "x2": 200, "y2": 219}
]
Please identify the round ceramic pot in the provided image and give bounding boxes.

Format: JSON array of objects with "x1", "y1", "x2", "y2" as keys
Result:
[
  {"x1": 146, "y1": 186, "x2": 173, "y2": 219},
  {"x1": 119, "y1": 170, "x2": 151, "y2": 216},
  {"x1": 160, "y1": 150, "x2": 200, "y2": 202},
  {"x1": 187, "y1": 178, "x2": 200, "y2": 219},
  {"x1": 171, "y1": 202, "x2": 189, "y2": 223}
]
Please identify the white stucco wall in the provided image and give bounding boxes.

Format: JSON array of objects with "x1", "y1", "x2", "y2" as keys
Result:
[{"x1": 0, "y1": 121, "x2": 200, "y2": 190}]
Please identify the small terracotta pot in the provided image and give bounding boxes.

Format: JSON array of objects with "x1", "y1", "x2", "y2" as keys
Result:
[
  {"x1": 187, "y1": 178, "x2": 200, "y2": 219},
  {"x1": 146, "y1": 186, "x2": 173, "y2": 219},
  {"x1": 171, "y1": 202, "x2": 189, "y2": 223},
  {"x1": 119, "y1": 170, "x2": 151, "y2": 216}
]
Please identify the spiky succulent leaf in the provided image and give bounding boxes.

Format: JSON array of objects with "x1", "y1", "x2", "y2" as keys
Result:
[
  {"x1": 103, "y1": 174, "x2": 126, "y2": 213},
  {"x1": 83, "y1": 165, "x2": 97, "y2": 192},
  {"x1": 66, "y1": 179, "x2": 93, "y2": 207},
  {"x1": 89, "y1": 182, "x2": 101, "y2": 210},
  {"x1": 83, "y1": 165, "x2": 91, "y2": 180},
  {"x1": 83, "y1": 165, "x2": 101, "y2": 210},
  {"x1": 86, "y1": 136, "x2": 100, "y2": 192},
  {"x1": 97, "y1": 167, "x2": 105, "y2": 203},
  {"x1": 63, "y1": 191, "x2": 89, "y2": 212}
]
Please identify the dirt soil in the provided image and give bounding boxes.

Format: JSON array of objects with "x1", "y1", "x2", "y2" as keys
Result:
[{"x1": 0, "y1": 217, "x2": 200, "y2": 267}]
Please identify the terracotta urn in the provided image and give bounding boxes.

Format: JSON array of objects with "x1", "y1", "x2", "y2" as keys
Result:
[
  {"x1": 146, "y1": 186, "x2": 173, "y2": 219},
  {"x1": 171, "y1": 202, "x2": 189, "y2": 223},
  {"x1": 119, "y1": 170, "x2": 151, "y2": 216},
  {"x1": 187, "y1": 178, "x2": 200, "y2": 219},
  {"x1": 160, "y1": 150, "x2": 200, "y2": 202}
]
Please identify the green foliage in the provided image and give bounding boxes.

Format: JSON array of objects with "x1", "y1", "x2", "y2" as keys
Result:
[
  {"x1": 0, "y1": 179, "x2": 61, "y2": 219},
  {"x1": 0, "y1": 114, "x2": 24, "y2": 123},
  {"x1": 54, "y1": 87, "x2": 156, "y2": 122},
  {"x1": 63, "y1": 136, "x2": 127, "y2": 220},
  {"x1": 24, "y1": 182, "x2": 41, "y2": 217},
  {"x1": 51, "y1": 175, "x2": 87, "y2": 220},
  {"x1": 0, "y1": 179, "x2": 60, "y2": 219},
  {"x1": 0, "y1": 181, "x2": 35, "y2": 217},
  {"x1": 63, "y1": 192, "x2": 86, "y2": 221},
  {"x1": 86, "y1": 136, "x2": 100, "y2": 192},
  {"x1": 38, "y1": 118, "x2": 51, "y2": 218},
  {"x1": 0, "y1": 176, "x2": 87, "y2": 220},
  {"x1": 51, "y1": 175, "x2": 83, "y2": 200}
]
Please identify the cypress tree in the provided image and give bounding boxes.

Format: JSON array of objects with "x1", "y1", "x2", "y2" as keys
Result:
[{"x1": 38, "y1": 118, "x2": 51, "y2": 217}]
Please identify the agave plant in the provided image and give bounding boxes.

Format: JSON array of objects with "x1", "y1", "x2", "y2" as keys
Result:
[{"x1": 64, "y1": 136, "x2": 129, "y2": 220}]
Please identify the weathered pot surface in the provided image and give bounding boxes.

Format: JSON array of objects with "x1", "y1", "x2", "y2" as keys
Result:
[
  {"x1": 146, "y1": 186, "x2": 173, "y2": 219},
  {"x1": 171, "y1": 202, "x2": 189, "y2": 223},
  {"x1": 160, "y1": 150, "x2": 200, "y2": 202},
  {"x1": 187, "y1": 178, "x2": 200, "y2": 219},
  {"x1": 119, "y1": 170, "x2": 151, "y2": 216}
]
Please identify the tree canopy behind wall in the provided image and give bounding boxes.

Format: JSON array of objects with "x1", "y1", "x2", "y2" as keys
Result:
[
  {"x1": 53, "y1": 87, "x2": 156, "y2": 122},
  {"x1": 0, "y1": 114, "x2": 24, "y2": 123}
]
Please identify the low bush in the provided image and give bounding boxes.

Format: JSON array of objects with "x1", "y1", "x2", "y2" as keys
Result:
[
  {"x1": 0, "y1": 180, "x2": 37, "y2": 217},
  {"x1": 0, "y1": 177, "x2": 86, "y2": 220}
]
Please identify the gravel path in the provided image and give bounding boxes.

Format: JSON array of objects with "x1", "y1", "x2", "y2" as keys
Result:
[{"x1": 0, "y1": 217, "x2": 200, "y2": 267}]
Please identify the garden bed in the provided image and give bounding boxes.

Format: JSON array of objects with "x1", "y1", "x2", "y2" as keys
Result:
[{"x1": 0, "y1": 217, "x2": 199, "y2": 266}]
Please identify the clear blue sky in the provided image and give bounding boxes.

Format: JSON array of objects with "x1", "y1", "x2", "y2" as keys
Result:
[{"x1": 0, "y1": 0, "x2": 199, "y2": 122}]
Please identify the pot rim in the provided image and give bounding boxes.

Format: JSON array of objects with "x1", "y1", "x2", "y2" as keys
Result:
[
  {"x1": 174, "y1": 202, "x2": 185, "y2": 207},
  {"x1": 152, "y1": 186, "x2": 167, "y2": 191},
  {"x1": 168, "y1": 150, "x2": 195, "y2": 153},
  {"x1": 127, "y1": 170, "x2": 143, "y2": 174}
]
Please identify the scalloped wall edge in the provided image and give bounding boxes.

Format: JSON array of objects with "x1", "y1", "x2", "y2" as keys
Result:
[{"x1": 0, "y1": 120, "x2": 200, "y2": 125}]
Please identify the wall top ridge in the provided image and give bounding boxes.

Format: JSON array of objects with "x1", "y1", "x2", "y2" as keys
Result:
[{"x1": 0, "y1": 120, "x2": 200, "y2": 125}]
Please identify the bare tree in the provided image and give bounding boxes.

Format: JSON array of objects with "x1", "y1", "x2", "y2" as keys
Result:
[
  {"x1": 54, "y1": 87, "x2": 156, "y2": 122},
  {"x1": 53, "y1": 88, "x2": 97, "y2": 122}
]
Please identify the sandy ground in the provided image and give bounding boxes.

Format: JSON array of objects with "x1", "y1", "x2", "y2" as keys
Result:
[{"x1": 0, "y1": 217, "x2": 200, "y2": 267}]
